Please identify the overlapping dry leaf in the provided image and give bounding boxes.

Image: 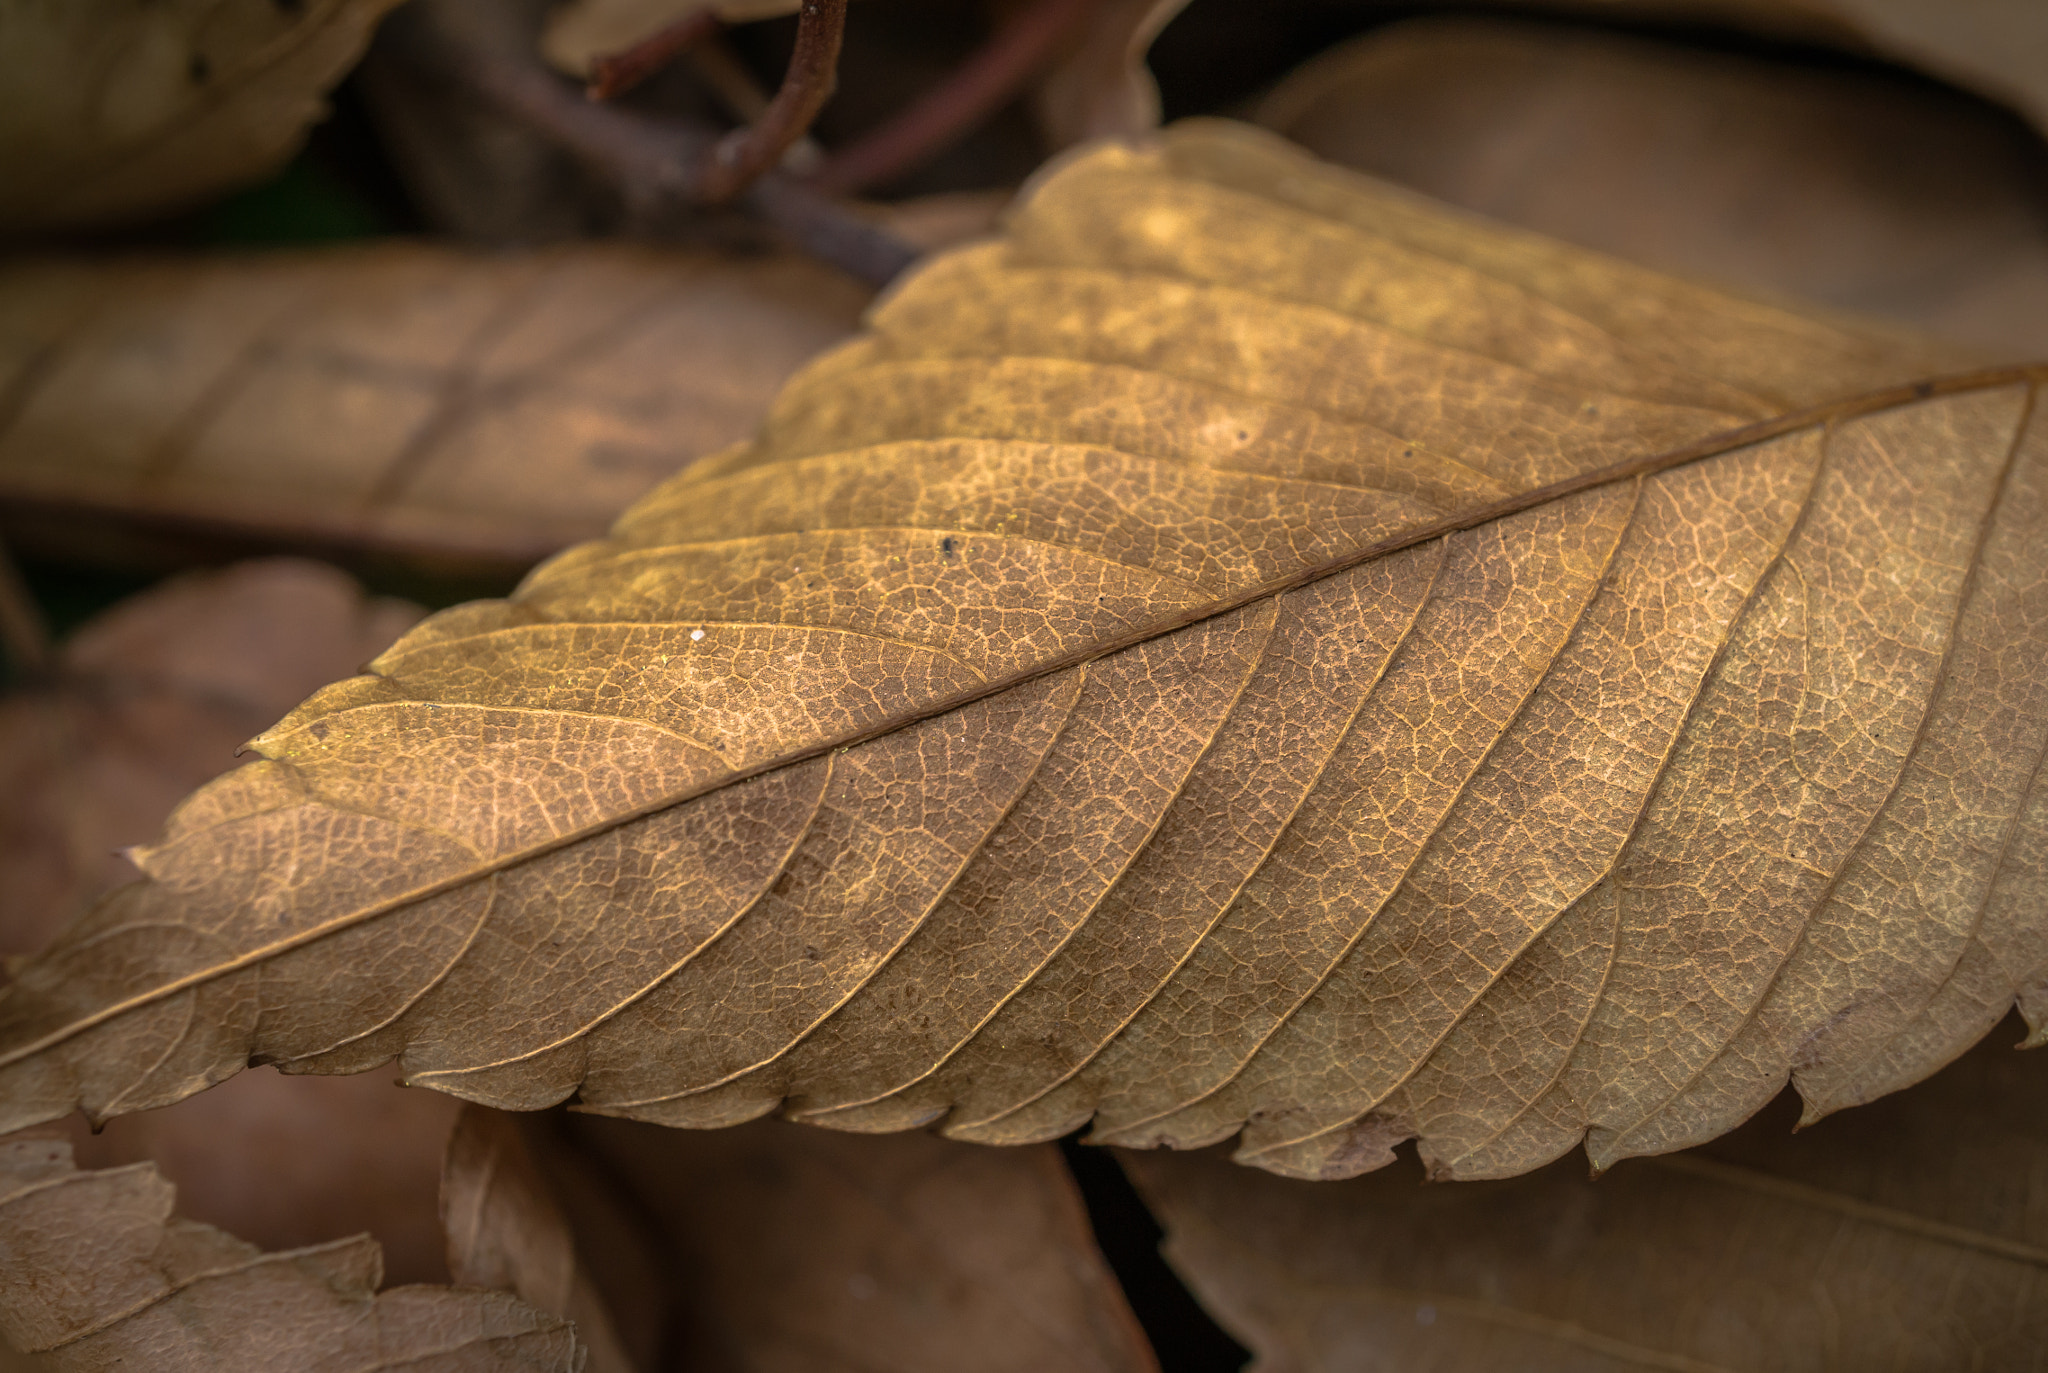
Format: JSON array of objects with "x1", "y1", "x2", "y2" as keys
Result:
[
  {"x1": 0, "y1": 1137, "x2": 581, "y2": 1371},
  {"x1": 0, "y1": 243, "x2": 868, "y2": 571},
  {"x1": 62, "y1": 1065, "x2": 461, "y2": 1292},
  {"x1": 0, "y1": 559, "x2": 422, "y2": 955},
  {"x1": 442, "y1": 1108, "x2": 634, "y2": 1373},
  {"x1": 563, "y1": 1112, "x2": 1157, "y2": 1371},
  {"x1": 0, "y1": 560, "x2": 457, "y2": 1287},
  {"x1": 1124, "y1": 1016, "x2": 2048, "y2": 1371},
  {"x1": 0, "y1": 0, "x2": 404, "y2": 233},
  {"x1": 1029, "y1": 0, "x2": 1192, "y2": 148},
  {"x1": 0, "y1": 120, "x2": 2040, "y2": 1188},
  {"x1": 1258, "y1": 17, "x2": 2048, "y2": 360},
  {"x1": 1583, "y1": 0, "x2": 2048, "y2": 142}
]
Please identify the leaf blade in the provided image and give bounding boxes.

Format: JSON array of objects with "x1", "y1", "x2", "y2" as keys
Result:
[{"x1": 1, "y1": 122, "x2": 2040, "y2": 1189}]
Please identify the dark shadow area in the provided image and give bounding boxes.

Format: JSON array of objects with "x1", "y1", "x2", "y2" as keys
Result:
[{"x1": 1060, "y1": 1135, "x2": 1251, "y2": 1373}]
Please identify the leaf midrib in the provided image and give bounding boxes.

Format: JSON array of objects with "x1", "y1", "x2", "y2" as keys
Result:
[{"x1": 3, "y1": 364, "x2": 2038, "y2": 1069}]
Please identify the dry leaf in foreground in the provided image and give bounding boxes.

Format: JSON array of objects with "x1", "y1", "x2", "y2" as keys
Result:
[
  {"x1": 0, "y1": 244, "x2": 868, "y2": 572},
  {"x1": 0, "y1": 560, "x2": 457, "y2": 1286},
  {"x1": 1258, "y1": 17, "x2": 2048, "y2": 360},
  {"x1": 0, "y1": 120, "x2": 2040, "y2": 1190},
  {"x1": 564, "y1": 1112, "x2": 1157, "y2": 1371},
  {"x1": 0, "y1": 0, "x2": 405, "y2": 233},
  {"x1": 0, "y1": 1137, "x2": 581, "y2": 1372},
  {"x1": 1123, "y1": 1016, "x2": 2048, "y2": 1372}
]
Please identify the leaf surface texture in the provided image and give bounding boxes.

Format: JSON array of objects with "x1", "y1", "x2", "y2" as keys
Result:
[
  {"x1": 0, "y1": 121, "x2": 2041, "y2": 1181},
  {"x1": 0, "y1": 1138, "x2": 580, "y2": 1371},
  {"x1": 1123, "y1": 1018, "x2": 2048, "y2": 1371}
]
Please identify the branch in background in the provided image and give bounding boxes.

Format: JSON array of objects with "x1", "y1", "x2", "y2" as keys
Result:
[
  {"x1": 392, "y1": 4, "x2": 913, "y2": 285},
  {"x1": 0, "y1": 537, "x2": 49, "y2": 680},
  {"x1": 699, "y1": 0, "x2": 849, "y2": 202},
  {"x1": 743, "y1": 173, "x2": 913, "y2": 283},
  {"x1": 687, "y1": 34, "x2": 826, "y2": 176},
  {"x1": 429, "y1": 23, "x2": 710, "y2": 217},
  {"x1": 588, "y1": 8, "x2": 721, "y2": 101},
  {"x1": 812, "y1": 0, "x2": 1094, "y2": 195}
]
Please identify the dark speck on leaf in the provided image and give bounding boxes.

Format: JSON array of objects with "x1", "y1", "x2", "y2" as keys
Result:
[{"x1": 940, "y1": 535, "x2": 959, "y2": 557}]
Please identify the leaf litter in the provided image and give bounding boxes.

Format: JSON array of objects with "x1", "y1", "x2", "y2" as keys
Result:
[
  {"x1": 0, "y1": 1136, "x2": 582, "y2": 1372},
  {"x1": 5, "y1": 8, "x2": 2048, "y2": 1368},
  {"x1": 1123, "y1": 1013, "x2": 2048, "y2": 1371},
  {"x1": 0, "y1": 0, "x2": 407, "y2": 233},
  {"x1": 0, "y1": 122, "x2": 2036, "y2": 1195},
  {"x1": 1258, "y1": 15, "x2": 2048, "y2": 360},
  {"x1": 0, "y1": 561, "x2": 463, "y2": 1355},
  {"x1": 0, "y1": 245, "x2": 869, "y2": 575}
]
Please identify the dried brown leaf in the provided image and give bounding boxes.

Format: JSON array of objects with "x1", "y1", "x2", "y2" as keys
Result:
[
  {"x1": 1258, "y1": 17, "x2": 2048, "y2": 360},
  {"x1": 65, "y1": 1067, "x2": 461, "y2": 1291},
  {"x1": 0, "y1": 0, "x2": 405, "y2": 233},
  {"x1": 566, "y1": 1112, "x2": 1157, "y2": 1371},
  {"x1": 0, "y1": 244, "x2": 868, "y2": 573},
  {"x1": 1123, "y1": 1016, "x2": 2048, "y2": 1371},
  {"x1": 0, "y1": 1137, "x2": 582, "y2": 1371},
  {"x1": 0, "y1": 559, "x2": 456, "y2": 1286},
  {"x1": 442, "y1": 1107, "x2": 636, "y2": 1373},
  {"x1": 1031, "y1": 0, "x2": 1192, "y2": 147},
  {"x1": 0, "y1": 121, "x2": 2040, "y2": 1189},
  {"x1": 1578, "y1": 0, "x2": 2048, "y2": 143},
  {"x1": 0, "y1": 558, "x2": 420, "y2": 956}
]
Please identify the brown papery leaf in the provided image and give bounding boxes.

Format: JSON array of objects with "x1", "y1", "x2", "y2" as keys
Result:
[
  {"x1": 564, "y1": 1113, "x2": 1157, "y2": 1371},
  {"x1": 0, "y1": 121, "x2": 2040, "y2": 1186},
  {"x1": 0, "y1": 559, "x2": 422, "y2": 956},
  {"x1": 0, "y1": 560, "x2": 458, "y2": 1287},
  {"x1": 1560, "y1": 0, "x2": 2048, "y2": 144},
  {"x1": 1258, "y1": 17, "x2": 2048, "y2": 360},
  {"x1": 0, "y1": 1138, "x2": 581, "y2": 1371},
  {"x1": 0, "y1": 0, "x2": 405, "y2": 233},
  {"x1": 1031, "y1": 0, "x2": 1193, "y2": 147},
  {"x1": 0, "y1": 243, "x2": 868, "y2": 573},
  {"x1": 1122, "y1": 1017, "x2": 2048, "y2": 1371},
  {"x1": 442, "y1": 1108, "x2": 636, "y2": 1373}
]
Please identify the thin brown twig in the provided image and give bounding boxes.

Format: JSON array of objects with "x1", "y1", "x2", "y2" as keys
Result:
[
  {"x1": 389, "y1": 6, "x2": 915, "y2": 284},
  {"x1": 587, "y1": 7, "x2": 720, "y2": 101},
  {"x1": 698, "y1": 0, "x2": 848, "y2": 202},
  {"x1": 0, "y1": 535, "x2": 50, "y2": 679},
  {"x1": 811, "y1": 0, "x2": 1094, "y2": 195},
  {"x1": 688, "y1": 34, "x2": 825, "y2": 175}
]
